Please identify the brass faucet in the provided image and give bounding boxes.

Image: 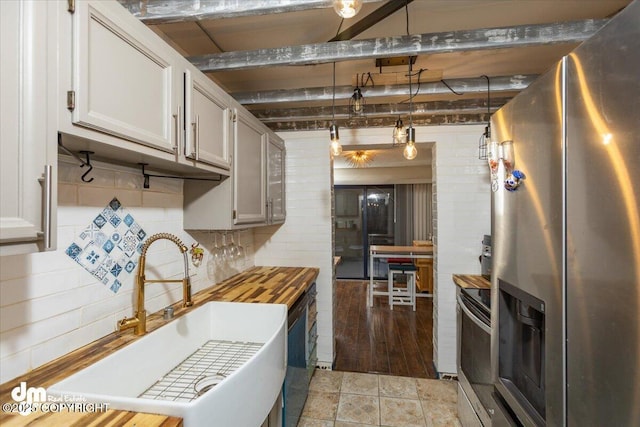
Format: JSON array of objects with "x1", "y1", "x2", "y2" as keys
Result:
[{"x1": 118, "y1": 233, "x2": 193, "y2": 335}]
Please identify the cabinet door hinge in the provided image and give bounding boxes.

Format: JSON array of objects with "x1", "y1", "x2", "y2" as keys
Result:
[
  {"x1": 66, "y1": 91, "x2": 75, "y2": 112},
  {"x1": 67, "y1": 0, "x2": 75, "y2": 13},
  {"x1": 233, "y1": 210, "x2": 237, "y2": 220}
]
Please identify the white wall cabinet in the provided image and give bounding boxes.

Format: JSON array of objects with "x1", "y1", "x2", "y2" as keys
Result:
[
  {"x1": 56, "y1": 0, "x2": 229, "y2": 177},
  {"x1": 68, "y1": 0, "x2": 180, "y2": 153},
  {"x1": 267, "y1": 136, "x2": 286, "y2": 225},
  {"x1": 183, "y1": 106, "x2": 286, "y2": 230},
  {"x1": 0, "y1": 0, "x2": 57, "y2": 256},
  {"x1": 184, "y1": 69, "x2": 232, "y2": 170},
  {"x1": 234, "y1": 108, "x2": 268, "y2": 225}
]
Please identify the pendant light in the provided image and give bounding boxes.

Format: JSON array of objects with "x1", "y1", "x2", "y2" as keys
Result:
[
  {"x1": 392, "y1": 117, "x2": 406, "y2": 145},
  {"x1": 404, "y1": 60, "x2": 418, "y2": 160},
  {"x1": 329, "y1": 62, "x2": 343, "y2": 156},
  {"x1": 350, "y1": 78, "x2": 365, "y2": 117},
  {"x1": 333, "y1": 0, "x2": 363, "y2": 19}
]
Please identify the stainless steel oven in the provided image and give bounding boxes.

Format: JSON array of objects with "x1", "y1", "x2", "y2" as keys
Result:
[{"x1": 457, "y1": 287, "x2": 495, "y2": 426}]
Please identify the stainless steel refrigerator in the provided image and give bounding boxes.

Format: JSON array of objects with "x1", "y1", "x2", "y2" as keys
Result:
[{"x1": 490, "y1": 1, "x2": 640, "y2": 425}]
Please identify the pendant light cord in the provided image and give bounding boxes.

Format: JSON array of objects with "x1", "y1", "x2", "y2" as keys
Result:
[{"x1": 332, "y1": 62, "x2": 336, "y2": 124}]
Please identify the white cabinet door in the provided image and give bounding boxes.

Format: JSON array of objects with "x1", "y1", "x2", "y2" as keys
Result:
[
  {"x1": 70, "y1": 0, "x2": 179, "y2": 153},
  {"x1": 267, "y1": 136, "x2": 286, "y2": 224},
  {"x1": 0, "y1": 0, "x2": 57, "y2": 255},
  {"x1": 185, "y1": 70, "x2": 231, "y2": 169},
  {"x1": 234, "y1": 109, "x2": 267, "y2": 225}
]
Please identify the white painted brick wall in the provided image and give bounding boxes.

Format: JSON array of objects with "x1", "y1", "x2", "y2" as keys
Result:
[
  {"x1": 254, "y1": 131, "x2": 335, "y2": 365},
  {"x1": 0, "y1": 158, "x2": 255, "y2": 384},
  {"x1": 431, "y1": 127, "x2": 491, "y2": 375}
]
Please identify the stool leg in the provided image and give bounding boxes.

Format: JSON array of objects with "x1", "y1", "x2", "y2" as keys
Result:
[
  {"x1": 388, "y1": 272, "x2": 394, "y2": 310},
  {"x1": 411, "y1": 272, "x2": 416, "y2": 311}
]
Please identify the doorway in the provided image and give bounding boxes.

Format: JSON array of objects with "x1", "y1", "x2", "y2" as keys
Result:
[{"x1": 334, "y1": 185, "x2": 397, "y2": 279}]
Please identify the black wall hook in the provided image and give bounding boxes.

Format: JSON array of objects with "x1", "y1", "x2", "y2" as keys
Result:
[{"x1": 79, "y1": 151, "x2": 94, "y2": 183}]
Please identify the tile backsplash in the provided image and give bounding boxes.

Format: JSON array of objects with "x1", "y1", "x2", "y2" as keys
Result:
[
  {"x1": 66, "y1": 197, "x2": 146, "y2": 293},
  {"x1": 0, "y1": 157, "x2": 254, "y2": 384}
]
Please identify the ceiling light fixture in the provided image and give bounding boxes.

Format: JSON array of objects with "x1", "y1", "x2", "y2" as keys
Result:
[
  {"x1": 403, "y1": 60, "x2": 418, "y2": 160},
  {"x1": 329, "y1": 62, "x2": 342, "y2": 156},
  {"x1": 344, "y1": 150, "x2": 376, "y2": 168},
  {"x1": 478, "y1": 75, "x2": 491, "y2": 160},
  {"x1": 392, "y1": 117, "x2": 406, "y2": 145},
  {"x1": 350, "y1": 84, "x2": 364, "y2": 116},
  {"x1": 333, "y1": 0, "x2": 363, "y2": 19}
]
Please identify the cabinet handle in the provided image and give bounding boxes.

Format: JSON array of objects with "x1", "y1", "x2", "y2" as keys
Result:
[
  {"x1": 42, "y1": 165, "x2": 53, "y2": 250},
  {"x1": 190, "y1": 119, "x2": 197, "y2": 158},
  {"x1": 173, "y1": 106, "x2": 182, "y2": 154}
]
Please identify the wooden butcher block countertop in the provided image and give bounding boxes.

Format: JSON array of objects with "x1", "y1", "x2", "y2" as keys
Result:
[
  {"x1": 453, "y1": 274, "x2": 491, "y2": 289},
  {"x1": 0, "y1": 266, "x2": 319, "y2": 427}
]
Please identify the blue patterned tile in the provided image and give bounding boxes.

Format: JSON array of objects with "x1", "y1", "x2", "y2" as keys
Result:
[
  {"x1": 110, "y1": 263, "x2": 123, "y2": 277},
  {"x1": 124, "y1": 214, "x2": 134, "y2": 227},
  {"x1": 66, "y1": 243, "x2": 82, "y2": 259},
  {"x1": 109, "y1": 214, "x2": 121, "y2": 228},
  {"x1": 110, "y1": 280, "x2": 122, "y2": 293},
  {"x1": 102, "y1": 240, "x2": 115, "y2": 253},
  {"x1": 124, "y1": 261, "x2": 136, "y2": 274},
  {"x1": 93, "y1": 215, "x2": 107, "y2": 228},
  {"x1": 65, "y1": 198, "x2": 146, "y2": 294},
  {"x1": 118, "y1": 230, "x2": 139, "y2": 257},
  {"x1": 109, "y1": 198, "x2": 121, "y2": 211}
]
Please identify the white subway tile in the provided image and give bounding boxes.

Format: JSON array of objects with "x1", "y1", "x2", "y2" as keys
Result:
[{"x1": 0, "y1": 349, "x2": 31, "y2": 385}]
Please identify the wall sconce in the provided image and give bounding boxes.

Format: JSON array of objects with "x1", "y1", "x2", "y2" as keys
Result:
[{"x1": 333, "y1": 0, "x2": 363, "y2": 18}]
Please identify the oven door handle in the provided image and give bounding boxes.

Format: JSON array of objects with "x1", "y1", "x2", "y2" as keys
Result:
[{"x1": 457, "y1": 294, "x2": 491, "y2": 334}]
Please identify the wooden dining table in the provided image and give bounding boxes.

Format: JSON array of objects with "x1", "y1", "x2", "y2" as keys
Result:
[{"x1": 368, "y1": 245, "x2": 434, "y2": 306}]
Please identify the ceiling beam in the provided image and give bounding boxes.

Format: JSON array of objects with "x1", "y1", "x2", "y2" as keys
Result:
[
  {"x1": 252, "y1": 97, "x2": 510, "y2": 122},
  {"x1": 329, "y1": 0, "x2": 413, "y2": 42},
  {"x1": 188, "y1": 19, "x2": 606, "y2": 72},
  {"x1": 233, "y1": 74, "x2": 537, "y2": 105},
  {"x1": 118, "y1": 0, "x2": 383, "y2": 24},
  {"x1": 266, "y1": 113, "x2": 491, "y2": 131}
]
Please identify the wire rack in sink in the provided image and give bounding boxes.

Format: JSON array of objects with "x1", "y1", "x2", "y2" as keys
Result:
[{"x1": 139, "y1": 339, "x2": 263, "y2": 403}]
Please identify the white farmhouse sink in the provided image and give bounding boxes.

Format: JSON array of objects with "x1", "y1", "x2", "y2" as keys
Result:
[{"x1": 48, "y1": 302, "x2": 287, "y2": 427}]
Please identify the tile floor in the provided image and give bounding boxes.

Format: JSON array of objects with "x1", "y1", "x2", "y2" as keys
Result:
[{"x1": 298, "y1": 370, "x2": 461, "y2": 427}]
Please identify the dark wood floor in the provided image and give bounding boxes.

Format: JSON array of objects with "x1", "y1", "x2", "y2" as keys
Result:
[{"x1": 334, "y1": 280, "x2": 437, "y2": 379}]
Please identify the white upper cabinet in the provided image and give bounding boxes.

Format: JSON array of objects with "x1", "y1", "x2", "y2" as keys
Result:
[
  {"x1": 183, "y1": 105, "x2": 285, "y2": 231},
  {"x1": 68, "y1": 0, "x2": 180, "y2": 153},
  {"x1": 0, "y1": 0, "x2": 57, "y2": 255},
  {"x1": 267, "y1": 136, "x2": 286, "y2": 224},
  {"x1": 234, "y1": 108, "x2": 267, "y2": 225},
  {"x1": 184, "y1": 69, "x2": 231, "y2": 170}
]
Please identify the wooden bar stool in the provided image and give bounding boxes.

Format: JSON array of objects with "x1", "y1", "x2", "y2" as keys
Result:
[{"x1": 387, "y1": 263, "x2": 417, "y2": 311}]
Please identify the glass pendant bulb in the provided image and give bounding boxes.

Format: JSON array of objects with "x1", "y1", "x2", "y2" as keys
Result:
[
  {"x1": 329, "y1": 124, "x2": 342, "y2": 156},
  {"x1": 333, "y1": 0, "x2": 363, "y2": 18},
  {"x1": 404, "y1": 127, "x2": 417, "y2": 160},
  {"x1": 351, "y1": 87, "x2": 364, "y2": 114},
  {"x1": 393, "y1": 118, "x2": 406, "y2": 144}
]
